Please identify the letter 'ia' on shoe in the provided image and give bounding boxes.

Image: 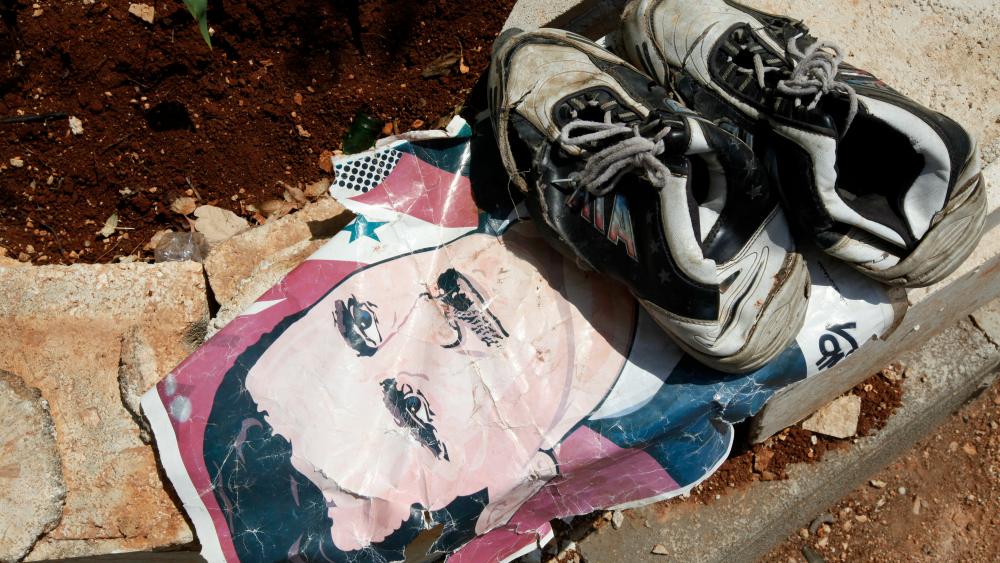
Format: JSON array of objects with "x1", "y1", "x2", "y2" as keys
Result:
[
  {"x1": 488, "y1": 28, "x2": 810, "y2": 373},
  {"x1": 616, "y1": 0, "x2": 987, "y2": 288}
]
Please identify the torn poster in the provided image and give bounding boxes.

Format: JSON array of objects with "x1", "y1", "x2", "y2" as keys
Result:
[{"x1": 142, "y1": 117, "x2": 901, "y2": 562}]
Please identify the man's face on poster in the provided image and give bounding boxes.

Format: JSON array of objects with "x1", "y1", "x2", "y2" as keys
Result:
[{"x1": 246, "y1": 227, "x2": 632, "y2": 550}]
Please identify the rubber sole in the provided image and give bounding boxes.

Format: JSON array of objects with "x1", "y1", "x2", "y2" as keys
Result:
[
  {"x1": 642, "y1": 252, "x2": 811, "y2": 374},
  {"x1": 858, "y1": 171, "x2": 987, "y2": 288}
]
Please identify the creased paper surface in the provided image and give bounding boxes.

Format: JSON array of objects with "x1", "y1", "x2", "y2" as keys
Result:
[{"x1": 142, "y1": 117, "x2": 898, "y2": 562}]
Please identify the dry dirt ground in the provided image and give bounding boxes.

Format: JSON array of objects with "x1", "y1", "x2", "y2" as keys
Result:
[{"x1": 767, "y1": 379, "x2": 1000, "y2": 562}]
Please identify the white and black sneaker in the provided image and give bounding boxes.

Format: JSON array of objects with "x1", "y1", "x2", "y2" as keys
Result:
[
  {"x1": 616, "y1": 0, "x2": 987, "y2": 287},
  {"x1": 489, "y1": 28, "x2": 810, "y2": 373}
]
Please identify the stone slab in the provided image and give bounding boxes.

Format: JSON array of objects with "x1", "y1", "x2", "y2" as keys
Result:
[
  {"x1": 578, "y1": 313, "x2": 1000, "y2": 562},
  {"x1": 0, "y1": 262, "x2": 209, "y2": 559},
  {"x1": 203, "y1": 197, "x2": 352, "y2": 310},
  {"x1": 504, "y1": 0, "x2": 626, "y2": 37},
  {"x1": 0, "y1": 370, "x2": 66, "y2": 562}
]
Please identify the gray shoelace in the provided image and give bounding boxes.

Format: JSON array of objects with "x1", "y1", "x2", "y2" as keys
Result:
[
  {"x1": 558, "y1": 113, "x2": 674, "y2": 197},
  {"x1": 738, "y1": 33, "x2": 859, "y2": 133}
]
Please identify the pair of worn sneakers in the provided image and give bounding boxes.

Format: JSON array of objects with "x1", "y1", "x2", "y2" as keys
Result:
[{"x1": 488, "y1": 0, "x2": 987, "y2": 373}]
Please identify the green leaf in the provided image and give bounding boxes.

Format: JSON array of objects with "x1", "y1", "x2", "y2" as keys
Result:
[{"x1": 181, "y1": 0, "x2": 212, "y2": 48}]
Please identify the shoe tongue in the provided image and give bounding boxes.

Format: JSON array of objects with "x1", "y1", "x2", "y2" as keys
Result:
[
  {"x1": 643, "y1": 110, "x2": 690, "y2": 153},
  {"x1": 812, "y1": 95, "x2": 855, "y2": 139},
  {"x1": 659, "y1": 124, "x2": 690, "y2": 155}
]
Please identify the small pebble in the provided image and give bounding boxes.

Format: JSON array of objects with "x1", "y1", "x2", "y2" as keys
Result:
[
  {"x1": 69, "y1": 116, "x2": 84, "y2": 135},
  {"x1": 651, "y1": 544, "x2": 669, "y2": 556},
  {"x1": 870, "y1": 480, "x2": 887, "y2": 489},
  {"x1": 611, "y1": 510, "x2": 624, "y2": 530},
  {"x1": 127, "y1": 2, "x2": 155, "y2": 23}
]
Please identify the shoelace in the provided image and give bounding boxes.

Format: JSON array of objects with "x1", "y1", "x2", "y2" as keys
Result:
[
  {"x1": 557, "y1": 111, "x2": 674, "y2": 198},
  {"x1": 737, "y1": 33, "x2": 859, "y2": 133}
]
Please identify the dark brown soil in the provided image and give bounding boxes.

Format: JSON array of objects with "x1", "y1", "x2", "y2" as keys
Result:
[{"x1": 0, "y1": 0, "x2": 513, "y2": 264}]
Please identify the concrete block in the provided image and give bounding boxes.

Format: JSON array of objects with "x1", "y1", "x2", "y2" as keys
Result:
[
  {"x1": 503, "y1": 0, "x2": 626, "y2": 37},
  {"x1": 0, "y1": 262, "x2": 209, "y2": 559}
]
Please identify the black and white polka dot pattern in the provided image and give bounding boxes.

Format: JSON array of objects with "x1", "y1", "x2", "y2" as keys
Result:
[{"x1": 334, "y1": 149, "x2": 403, "y2": 193}]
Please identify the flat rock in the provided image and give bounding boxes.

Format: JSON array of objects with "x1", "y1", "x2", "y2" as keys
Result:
[
  {"x1": 207, "y1": 238, "x2": 328, "y2": 337},
  {"x1": 118, "y1": 326, "x2": 165, "y2": 442},
  {"x1": 802, "y1": 395, "x2": 862, "y2": 439},
  {"x1": 193, "y1": 205, "x2": 250, "y2": 246},
  {"x1": 0, "y1": 262, "x2": 208, "y2": 559},
  {"x1": 204, "y1": 197, "x2": 352, "y2": 309},
  {"x1": 0, "y1": 371, "x2": 66, "y2": 562}
]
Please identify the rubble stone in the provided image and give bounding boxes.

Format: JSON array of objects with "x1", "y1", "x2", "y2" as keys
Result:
[
  {"x1": 802, "y1": 395, "x2": 862, "y2": 439},
  {"x1": 118, "y1": 326, "x2": 166, "y2": 442},
  {"x1": 0, "y1": 371, "x2": 66, "y2": 562},
  {"x1": 204, "y1": 198, "x2": 352, "y2": 309},
  {"x1": 0, "y1": 262, "x2": 208, "y2": 558},
  {"x1": 127, "y1": 2, "x2": 155, "y2": 23},
  {"x1": 208, "y1": 238, "x2": 326, "y2": 337}
]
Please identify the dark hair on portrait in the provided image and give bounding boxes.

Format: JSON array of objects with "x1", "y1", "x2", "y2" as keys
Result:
[
  {"x1": 203, "y1": 127, "x2": 528, "y2": 561},
  {"x1": 205, "y1": 303, "x2": 490, "y2": 562},
  {"x1": 202, "y1": 207, "x2": 528, "y2": 561}
]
